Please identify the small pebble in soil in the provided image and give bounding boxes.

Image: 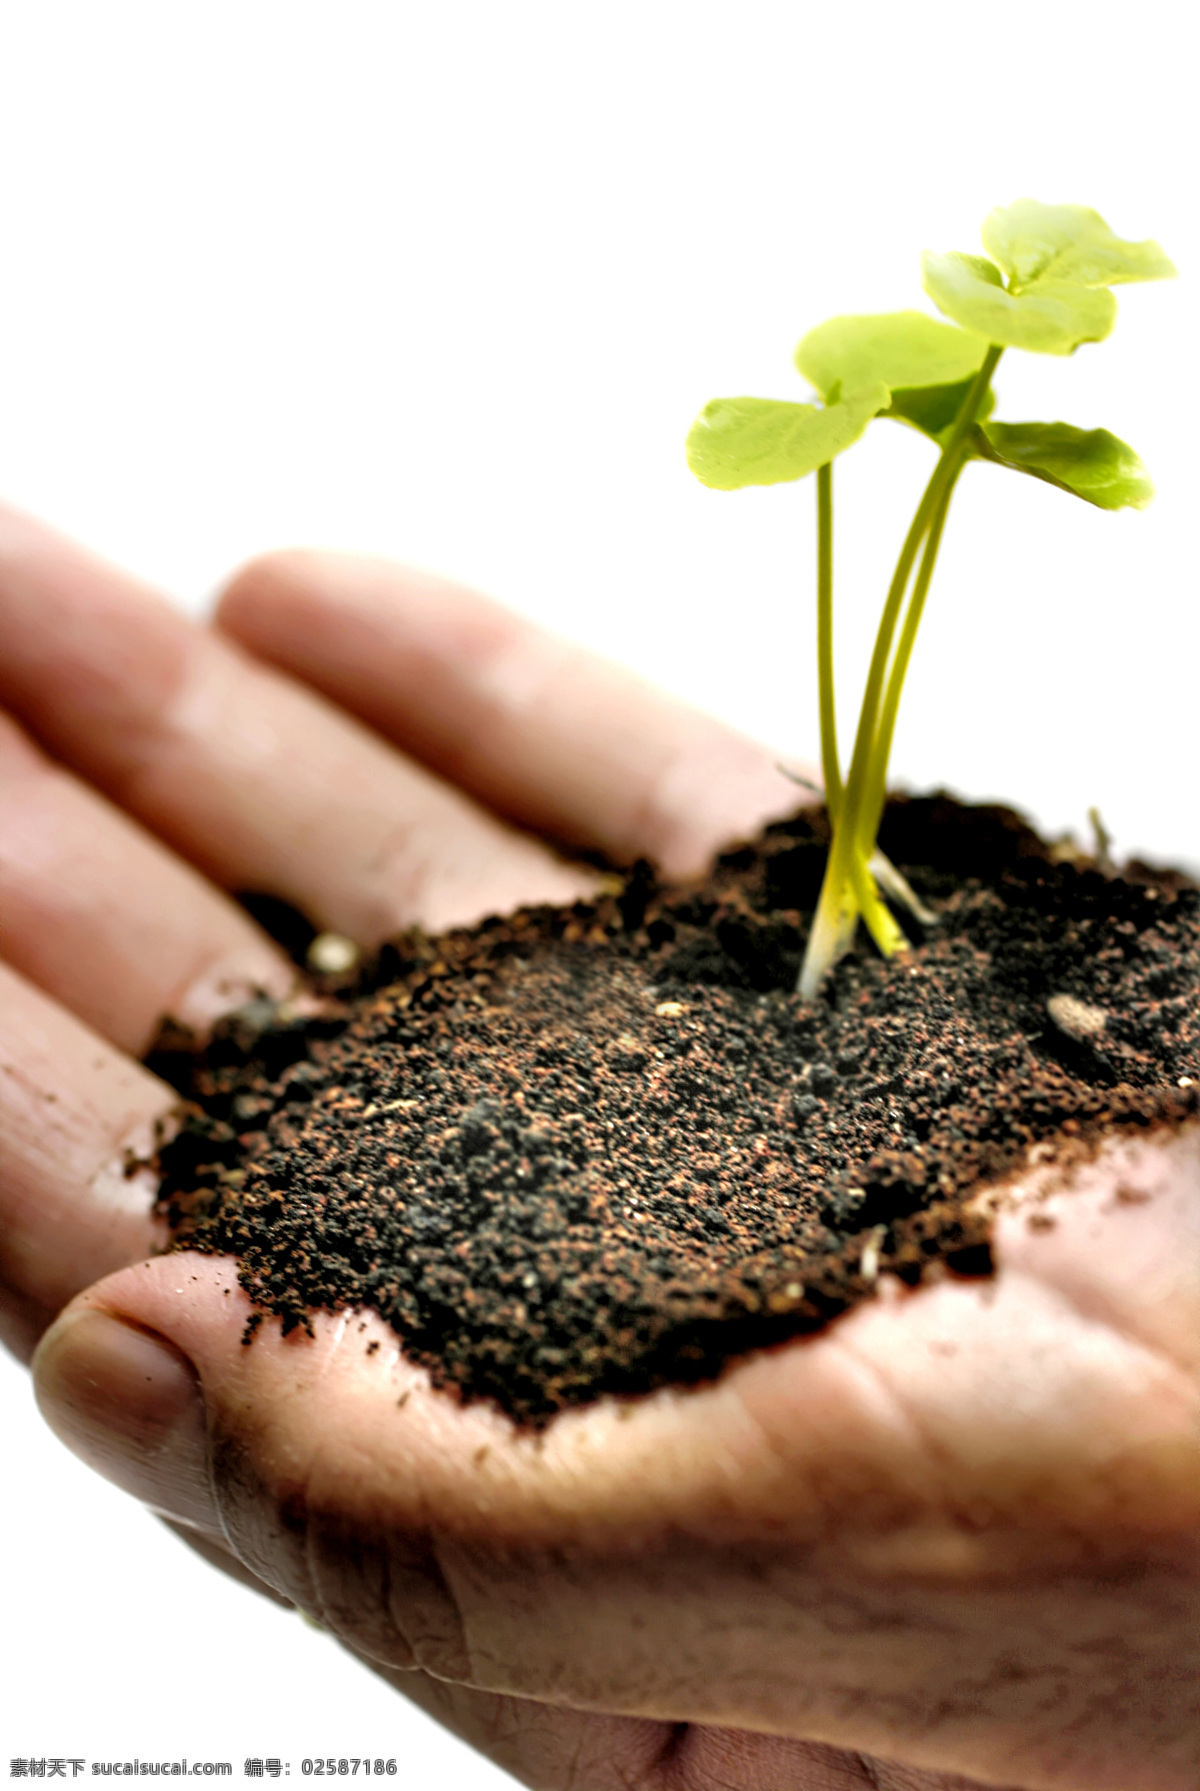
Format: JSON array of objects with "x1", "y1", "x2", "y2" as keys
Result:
[
  {"x1": 307, "y1": 932, "x2": 361, "y2": 976},
  {"x1": 1046, "y1": 993, "x2": 1108, "y2": 1041}
]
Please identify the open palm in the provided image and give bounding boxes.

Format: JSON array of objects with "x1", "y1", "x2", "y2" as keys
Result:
[{"x1": 2, "y1": 503, "x2": 1197, "y2": 1791}]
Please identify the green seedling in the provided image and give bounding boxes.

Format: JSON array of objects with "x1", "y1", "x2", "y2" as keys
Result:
[{"x1": 687, "y1": 200, "x2": 1175, "y2": 999}]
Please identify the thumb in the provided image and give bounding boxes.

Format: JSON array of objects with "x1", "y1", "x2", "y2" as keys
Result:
[{"x1": 32, "y1": 1265, "x2": 226, "y2": 1534}]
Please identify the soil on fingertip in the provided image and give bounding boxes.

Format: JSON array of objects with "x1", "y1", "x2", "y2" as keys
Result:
[{"x1": 149, "y1": 795, "x2": 1200, "y2": 1426}]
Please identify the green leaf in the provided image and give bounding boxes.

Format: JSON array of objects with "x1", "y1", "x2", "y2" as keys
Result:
[
  {"x1": 795, "y1": 311, "x2": 988, "y2": 400},
  {"x1": 977, "y1": 420, "x2": 1153, "y2": 510},
  {"x1": 982, "y1": 201, "x2": 1176, "y2": 291},
  {"x1": 886, "y1": 376, "x2": 995, "y2": 442},
  {"x1": 686, "y1": 383, "x2": 889, "y2": 490},
  {"x1": 922, "y1": 250, "x2": 1116, "y2": 354}
]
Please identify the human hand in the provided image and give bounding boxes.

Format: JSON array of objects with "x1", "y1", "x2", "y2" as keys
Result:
[{"x1": 3, "y1": 505, "x2": 1198, "y2": 1790}]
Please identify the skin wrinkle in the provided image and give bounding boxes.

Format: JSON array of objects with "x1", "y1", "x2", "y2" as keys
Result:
[
  {"x1": 828, "y1": 1315, "x2": 1051, "y2": 1553},
  {"x1": 314, "y1": 1518, "x2": 402, "y2": 1667},
  {"x1": 902, "y1": 1613, "x2": 1175, "y2": 1787},
  {"x1": 850, "y1": 1764, "x2": 1002, "y2": 1791},
  {"x1": 320, "y1": 1506, "x2": 472, "y2": 1678},
  {"x1": 513, "y1": 1546, "x2": 776, "y2": 1709},
  {"x1": 205, "y1": 1416, "x2": 320, "y2": 1605},
  {"x1": 372, "y1": 1536, "x2": 407, "y2": 1675},
  {"x1": 446, "y1": 1545, "x2": 842, "y2": 1722},
  {"x1": 300, "y1": 1312, "x2": 474, "y2": 1676},
  {"x1": 725, "y1": 1388, "x2": 943, "y2": 1556},
  {"x1": 163, "y1": 1519, "x2": 296, "y2": 1609},
  {"x1": 427, "y1": 1528, "x2": 479, "y2": 1682},
  {"x1": 260, "y1": 1367, "x2": 371, "y2": 1631},
  {"x1": 362, "y1": 1665, "x2": 603, "y2": 1787},
  {"x1": 920, "y1": 1670, "x2": 1069, "y2": 1759},
  {"x1": 809, "y1": 1333, "x2": 949, "y2": 1518},
  {"x1": 522, "y1": 1703, "x2": 617, "y2": 1791},
  {"x1": 558, "y1": 1722, "x2": 592, "y2": 1791},
  {"x1": 823, "y1": 1290, "x2": 1200, "y2": 1549},
  {"x1": 833, "y1": 1588, "x2": 1103, "y2": 1755},
  {"x1": 598, "y1": 1728, "x2": 668, "y2": 1791},
  {"x1": 493, "y1": 1697, "x2": 569, "y2": 1771},
  {"x1": 604, "y1": 1757, "x2": 656, "y2": 1791},
  {"x1": 664, "y1": 1730, "x2": 914, "y2": 1791},
  {"x1": 706, "y1": 1370, "x2": 843, "y2": 1522},
  {"x1": 305, "y1": 1431, "x2": 474, "y2": 1674},
  {"x1": 1005, "y1": 1260, "x2": 1200, "y2": 1430}
]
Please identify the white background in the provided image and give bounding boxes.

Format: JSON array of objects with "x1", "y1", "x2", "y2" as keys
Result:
[{"x1": 1, "y1": 3, "x2": 1195, "y2": 1786}]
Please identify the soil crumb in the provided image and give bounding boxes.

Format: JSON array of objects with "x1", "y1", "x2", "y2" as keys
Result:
[{"x1": 151, "y1": 796, "x2": 1200, "y2": 1423}]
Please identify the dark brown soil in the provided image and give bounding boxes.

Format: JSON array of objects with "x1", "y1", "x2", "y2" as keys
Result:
[{"x1": 150, "y1": 796, "x2": 1200, "y2": 1425}]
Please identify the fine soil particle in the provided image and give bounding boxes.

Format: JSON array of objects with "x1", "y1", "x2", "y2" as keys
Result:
[{"x1": 151, "y1": 795, "x2": 1200, "y2": 1425}]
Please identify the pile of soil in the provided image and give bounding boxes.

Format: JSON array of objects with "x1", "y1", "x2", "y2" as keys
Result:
[{"x1": 151, "y1": 796, "x2": 1200, "y2": 1424}]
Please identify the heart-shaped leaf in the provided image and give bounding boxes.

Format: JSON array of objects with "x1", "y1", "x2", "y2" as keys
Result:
[
  {"x1": 977, "y1": 420, "x2": 1153, "y2": 510},
  {"x1": 922, "y1": 251, "x2": 1116, "y2": 354},
  {"x1": 686, "y1": 383, "x2": 889, "y2": 490},
  {"x1": 982, "y1": 201, "x2": 1176, "y2": 291},
  {"x1": 886, "y1": 376, "x2": 996, "y2": 443},
  {"x1": 795, "y1": 311, "x2": 988, "y2": 400}
]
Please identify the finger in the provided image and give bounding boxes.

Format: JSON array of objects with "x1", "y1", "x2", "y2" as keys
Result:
[
  {"x1": 33, "y1": 1125, "x2": 1200, "y2": 1790},
  {"x1": 161, "y1": 1517, "x2": 297, "y2": 1608},
  {"x1": 0, "y1": 709, "x2": 296, "y2": 1055},
  {"x1": 0, "y1": 504, "x2": 592, "y2": 944},
  {"x1": 215, "y1": 551, "x2": 801, "y2": 880},
  {"x1": 0, "y1": 962, "x2": 173, "y2": 1358}
]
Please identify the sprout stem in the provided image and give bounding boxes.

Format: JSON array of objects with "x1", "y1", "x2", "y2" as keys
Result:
[
  {"x1": 816, "y1": 461, "x2": 841, "y2": 820},
  {"x1": 848, "y1": 855, "x2": 907, "y2": 958},
  {"x1": 858, "y1": 458, "x2": 960, "y2": 856},
  {"x1": 798, "y1": 344, "x2": 1003, "y2": 1000}
]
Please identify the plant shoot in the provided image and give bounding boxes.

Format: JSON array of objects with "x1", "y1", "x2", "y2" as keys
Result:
[{"x1": 686, "y1": 201, "x2": 1175, "y2": 998}]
